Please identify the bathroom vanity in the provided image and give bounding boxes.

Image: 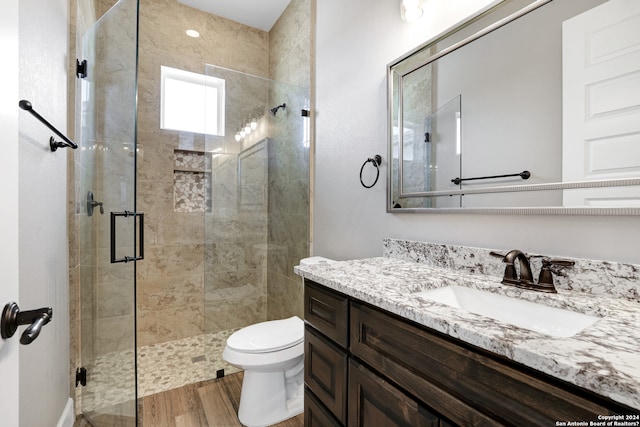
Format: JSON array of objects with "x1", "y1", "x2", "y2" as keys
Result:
[{"x1": 296, "y1": 240, "x2": 640, "y2": 426}]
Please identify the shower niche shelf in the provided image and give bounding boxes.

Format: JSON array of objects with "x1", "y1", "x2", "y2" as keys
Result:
[{"x1": 173, "y1": 149, "x2": 211, "y2": 213}]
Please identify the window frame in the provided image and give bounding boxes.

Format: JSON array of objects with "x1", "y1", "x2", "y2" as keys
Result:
[{"x1": 160, "y1": 65, "x2": 225, "y2": 136}]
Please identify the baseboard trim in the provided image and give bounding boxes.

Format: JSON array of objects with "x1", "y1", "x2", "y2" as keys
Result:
[{"x1": 56, "y1": 398, "x2": 75, "y2": 427}]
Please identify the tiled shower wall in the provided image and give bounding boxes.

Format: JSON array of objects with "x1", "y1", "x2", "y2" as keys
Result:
[
  {"x1": 202, "y1": 64, "x2": 273, "y2": 338},
  {"x1": 267, "y1": 0, "x2": 312, "y2": 321},
  {"x1": 204, "y1": 141, "x2": 269, "y2": 334},
  {"x1": 135, "y1": 0, "x2": 272, "y2": 347}
]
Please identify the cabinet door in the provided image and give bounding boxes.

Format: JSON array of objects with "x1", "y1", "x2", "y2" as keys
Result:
[
  {"x1": 305, "y1": 280, "x2": 349, "y2": 347},
  {"x1": 348, "y1": 360, "x2": 440, "y2": 427},
  {"x1": 305, "y1": 325, "x2": 348, "y2": 424},
  {"x1": 305, "y1": 388, "x2": 343, "y2": 427}
]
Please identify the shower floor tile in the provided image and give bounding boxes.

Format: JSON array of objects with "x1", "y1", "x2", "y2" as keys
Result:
[
  {"x1": 137, "y1": 328, "x2": 240, "y2": 397},
  {"x1": 81, "y1": 329, "x2": 240, "y2": 414}
]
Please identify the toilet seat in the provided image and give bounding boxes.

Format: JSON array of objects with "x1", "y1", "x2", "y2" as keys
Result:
[{"x1": 226, "y1": 316, "x2": 303, "y2": 354}]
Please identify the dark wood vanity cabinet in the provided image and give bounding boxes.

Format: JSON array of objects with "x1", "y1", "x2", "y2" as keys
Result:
[
  {"x1": 348, "y1": 359, "x2": 443, "y2": 427},
  {"x1": 304, "y1": 279, "x2": 349, "y2": 347},
  {"x1": 305, "y1": 280, "x2": 349, "y2": 425},
  {"x1": 305, "y1": 326, "x2": 348, "y2": 423},
  {"x1": 304, "y1": 279, "x2": 633, "y2": 427}
]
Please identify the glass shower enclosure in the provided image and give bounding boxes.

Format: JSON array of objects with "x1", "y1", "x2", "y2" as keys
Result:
[
  {"x1": 74, "y1": 0, "x2": 139, "y2": 424},
  {"x1": 132, "y1": 64, "x2": 309, "y2": 397},
  {"x1": 73, "y1": 1, "x2": 310, "y2": 423},
  {"x1": 203, "y1": 64, "x2": 310, "y2": 368}
]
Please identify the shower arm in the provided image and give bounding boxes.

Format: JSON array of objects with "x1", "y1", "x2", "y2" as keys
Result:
[{"x1": 270, "y1": 103, "x2": 286, "y2": 116}]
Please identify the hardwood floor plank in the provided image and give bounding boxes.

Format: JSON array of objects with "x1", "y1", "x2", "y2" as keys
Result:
[
  {"x1": 142, "y1": 382, "x2": 206, "y2": 427},
  {"x1": 274, "y1": 414, "x2": 304, "y2": 427},
  {"x1": 198, "y1": 375, "x2": 242, "y2": 426},
  {"x1": 138, "y1": 372, "x2": 303, "y2": 427},
  {"x1": 175, "y1": 410, "x2": 208, "y2": 427}
]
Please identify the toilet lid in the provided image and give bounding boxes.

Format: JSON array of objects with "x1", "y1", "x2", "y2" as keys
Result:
[{"x1": 227, "y1": 316, "x2": 304, "y2": 353}]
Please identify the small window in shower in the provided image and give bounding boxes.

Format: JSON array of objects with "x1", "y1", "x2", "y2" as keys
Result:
[{"x1": 160, "y1": 66, "x2": 225, "y2": 136}]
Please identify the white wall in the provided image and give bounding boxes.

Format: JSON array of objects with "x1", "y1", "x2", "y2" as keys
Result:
[
  {"x1": 0, "y1": 0, "x2": 21, "y2": 425},
  {"x1": 18, "y1": 0, "x2": 71, "y2": 425},
  {"x1": 314, "y1": 0, "x2": 640, "y2": 264}
]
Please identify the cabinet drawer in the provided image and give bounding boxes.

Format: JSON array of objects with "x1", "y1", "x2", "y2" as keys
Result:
[
  {"x1": 305, "y1": 280, "x2": 349, "y2": 348},
  {"x1": 348, "y1": 359, "x2": 440, "y2": 427},
  {"x1": 350, "y1": 301, "x2": 627, "y2": 426},
  {"x1": 305, "y1": 387, "x2": 343, "y2": 427},
  {"x1": 305, "y1": 325, "x2": 348, "y2": 424}
]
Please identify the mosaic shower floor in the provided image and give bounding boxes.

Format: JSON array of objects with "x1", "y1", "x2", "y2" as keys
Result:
[
  {"x1": 137, "y1": 328, "x2": 240, "y2": 396},
  {"x1": 81, "y1": 328, "x2": 241, "y2": 413}
]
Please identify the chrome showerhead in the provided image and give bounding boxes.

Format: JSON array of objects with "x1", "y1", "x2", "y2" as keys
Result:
[{"x1": 269, "y1": 103, "x2": 286, "y2": 116}]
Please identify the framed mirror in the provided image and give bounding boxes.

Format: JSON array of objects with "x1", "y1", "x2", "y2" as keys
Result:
[{"x1": 388, "y1": 0, "x2": 640, "y2": 214}]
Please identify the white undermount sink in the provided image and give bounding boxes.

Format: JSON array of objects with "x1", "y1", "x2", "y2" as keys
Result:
[{"x1": 413, "y1": 285, "x2": 599, "y2": 338}]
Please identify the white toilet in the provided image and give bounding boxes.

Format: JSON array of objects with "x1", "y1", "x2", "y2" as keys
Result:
[{"x1": 223, "y1": 256, "x2": 334, "y2": 427}]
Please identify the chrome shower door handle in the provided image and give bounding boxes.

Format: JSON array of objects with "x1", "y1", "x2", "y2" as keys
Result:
[{"x1": 110, "y1": 211, "x2": 144, "y2": 263}]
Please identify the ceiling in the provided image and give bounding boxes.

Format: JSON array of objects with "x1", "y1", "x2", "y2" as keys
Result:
[{"x1": 176, "y1": 0, "x2": 292, "y2": 32}]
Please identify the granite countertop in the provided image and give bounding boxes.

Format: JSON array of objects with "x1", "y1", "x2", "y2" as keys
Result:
[{"x1": 294, "y1": 256, "x2": 640, "y2": 410}]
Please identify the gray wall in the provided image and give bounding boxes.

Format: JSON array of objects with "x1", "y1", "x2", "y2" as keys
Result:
[
  {"x1": 314, "y1": 0, "x2": 640, "y2": 265},
  {"x1": 18, "y1": 0, "x2": 71, "y2": 425}
]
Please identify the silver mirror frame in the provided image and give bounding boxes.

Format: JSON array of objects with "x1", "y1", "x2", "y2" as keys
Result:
[{"x1": 387, "y1": 0, "x2": 640, "y2": 215}]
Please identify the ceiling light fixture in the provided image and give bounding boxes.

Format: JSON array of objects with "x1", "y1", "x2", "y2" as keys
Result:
[
  {"x1": 185, "y1": 29, "x2": 200, "y2": 38},
  {"x1": 401, "y1": 0, "x2": 423, "y2": 22}
]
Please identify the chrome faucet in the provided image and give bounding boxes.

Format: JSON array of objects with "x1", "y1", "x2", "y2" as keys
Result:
[{"x1": 490, "y1": 250, "x2": 574, "y2": 293}]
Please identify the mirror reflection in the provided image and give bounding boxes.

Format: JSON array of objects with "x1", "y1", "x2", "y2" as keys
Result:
[{"x1": 388, "y1": 0, "x2": 640, "y2": 213}]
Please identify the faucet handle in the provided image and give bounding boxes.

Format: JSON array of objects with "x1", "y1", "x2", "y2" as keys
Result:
[
  {"x1": 537, "y1": 258, "x2": 575, "y2": 290},
  {"x1": 542, "y1": 258, "x2": 575, "y2": 268},
  {"x1": 489, "y1": 251, "x2": 519, "y2": 285}
]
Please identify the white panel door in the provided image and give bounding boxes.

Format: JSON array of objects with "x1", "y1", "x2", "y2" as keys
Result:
[
  {"x1": 0, "y1": 0, "x2": 21, "y2": 425},
  {"x1": 562, "y1": 0, "x2": 640, "y2": 206}
]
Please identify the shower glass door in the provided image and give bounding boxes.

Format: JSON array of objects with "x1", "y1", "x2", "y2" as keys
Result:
[
  {"x1": 75, "y1": 0, "x2": 139, "y2": 424},
  {"x1": 203, "y1": 64, "x2": 310, "y2": 373}
]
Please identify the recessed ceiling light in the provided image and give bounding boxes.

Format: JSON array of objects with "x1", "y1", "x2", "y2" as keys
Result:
[{"x1": 186, "y1": 29, "x2": 200, "y2": 38}]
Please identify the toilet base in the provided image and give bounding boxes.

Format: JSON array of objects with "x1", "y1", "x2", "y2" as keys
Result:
[{"x1": 237, "y1": 367, "x2": 303, "y2": 427}]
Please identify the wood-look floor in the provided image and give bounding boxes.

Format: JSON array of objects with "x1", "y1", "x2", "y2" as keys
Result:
[{"x1": 75, "y1": 372, "x2": 304, "y2": 427}]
